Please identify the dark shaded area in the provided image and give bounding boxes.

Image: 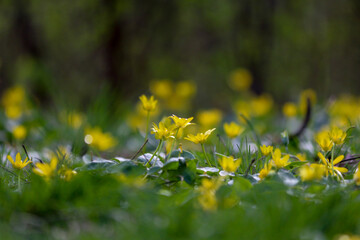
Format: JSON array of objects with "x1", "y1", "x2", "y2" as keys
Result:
[{"x1": 0, "y1": 0, "x2": 360, "y2": 107}]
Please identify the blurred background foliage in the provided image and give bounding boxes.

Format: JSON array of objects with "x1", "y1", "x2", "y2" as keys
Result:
[{"x1": 1, "y1": 0, "x2": 360, "y2": 109}]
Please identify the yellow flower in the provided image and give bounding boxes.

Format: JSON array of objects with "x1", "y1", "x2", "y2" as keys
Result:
[
  {"x1": 175, "y1": 81, "x2": 196, "y2": 99},
  {"x1": 259, "y1": 162, "x2": 273, "y2": 180},
  {"x1": 271, "y1": 148, "x2": 290, "y2": 169},
  {"x1": 218, "y1": 156, "x2": 241, "y2": 173},
  {"x1": 317, "y1": 152, "x2": 348, "y2": 176},
  {"x1": 117, "y1": 173, "x2": 146, "y2": 188},
  {"x1": 61, "y1": 111, "x2": 84, "y2": 129},
  {"x1": 197, "y1": 109, "x2": 222, "y2": 129},
  {"x1": 52, "y1": 146, "x2": 71, "y2": 163},
  {"x1": 33, "y1": 157, "x2": 58, "y2": 179},
  {"x1": 126, "y1": 112, "x2": 145, "y2": 131},
  {"x1": 1, "y1": 86, "x2": 27, "y2": 119},
  {"x1": 228, "y1": 68, "x2": 252, "y2": 92},
  {"x1": 336, "y1": 234, "x2": 360, "y2": 240},
  {"x1": 185, "y1": 128, "x2": 216, "y2": 144},
  {"x1": 199, "y1": 178, "x2": 222, "y2": 193},
  {"x1": 299, "y1": 89, "x2": 316, "y2": 114},
  {"x1": 169, "y1": 115, "x2": 194, "y2": 129},
  {"x1": 354, "y1": 163, "x2": 360, "y2": 185},
  {"x1": 84, "y1": 127, "x2": 117, "y2": 151},
  {"x1": 250, "y1": 94, "x2": 273, "y2": 117},
  {"x1": 59, "y1": 166, "x2": 77, "y2": 181},
  {"x1": 165, "y1": 127, "x2": 184, "y2": 153},
  {"x1": 7, "y1": 153, "x2": 32, "y2": 170},
  {"x1": 223, "y1": 122, "x2": 244, "y2": 139},
  {"x1": 329, "y1": 95, "x2": 360, "y2": 124},
  {"x1": 260, "y1": 145, "x2": 273, "y2": 156},
  {"x1": 198, "y1": 178, "x2": 223, "y2": 211},
  {"x1": 234, "y1": 96, "x2": 273, "y2": 119},
  {"x1": 315, "y1": 131, "x2": 334, "y2": 152},
  {"x1": 139, "y1": 95, "x2": 157, "y2": 112},
  {"x1": 63, "y1": 169, "x2": 77, "y2": 181},
  {"x1": 330, "y1": 116, "x2": 349, "y2": 129},
  {"x1": 126, "y1": 102, "x2": 160, "y2": 131},
  {"x1": 329, "y1": 127, "x2": 346, "y2": 145},
  {"x1": 148, "y1": 80, "x2": 195, "y2": 111},
  {"x1": 296, "y1": 153, "x2": 307, "y2": 162},
  {"x1": 298, "y1": 164, "x2": 326, "y2": 181},
  {"x1": 163, "y1": 94, "x2": 189, "y2": 111},
  {"x1": 149, "y1": 80, "x2": 173, "y2": 99},
  {"x1": 198, "y1": 192, "x2": 218, "y2": 211},
  {"x1": 12, "y1": 125, "x2": 27, "y2": 140},
  {"x1": 135, "y1": 102, "x2": 160, "y2": 117},
  {"x1": 1, "y1": 86, "x2": 26, "y2": 106},
  {"x1": 151, "y1": 122, "x2": 174, "y2": 140},
  {"x1": 282, "y1": 102, "x2": 297, "y2": 117},
  {"x1": 234, "y1": 100, "x2": 251, "y2": 119},
  {"x1": 5, "y1": 105, "x2": 23, "y2": 119}
]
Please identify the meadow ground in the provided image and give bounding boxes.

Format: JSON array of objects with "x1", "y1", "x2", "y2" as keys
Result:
[{"x1": 1, "y1": 83, "x2": 360, "y2": 240}]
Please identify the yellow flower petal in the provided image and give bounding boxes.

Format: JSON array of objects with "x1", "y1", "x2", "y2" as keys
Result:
[
  {"x1": 334, "y1": 167, "x2": 348, "y2": 173},
  {"x1": 7, "y1": 155, "x2": 15, "y2": 165},
  {"x1": 317, "y1": 152, "x2": 329, "y2": 166},
  {"x1": 333, "y1": 155, "x2": 344, "y2": 165}
]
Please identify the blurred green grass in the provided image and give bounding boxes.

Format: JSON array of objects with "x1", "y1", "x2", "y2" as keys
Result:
[{"x1": 1, "y1": 170, "x2": 360, "y2": 240}]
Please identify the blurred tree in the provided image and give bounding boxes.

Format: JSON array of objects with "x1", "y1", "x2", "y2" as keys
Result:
[{"x1": 0, "y1": 0, "x2": 360, "y2": 107}]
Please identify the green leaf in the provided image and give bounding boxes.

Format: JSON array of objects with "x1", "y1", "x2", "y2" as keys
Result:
[
  {"x1": 112, "y1": 157, "x2": 131, "y2": 163},
  {"x1": 147, "y1": 166, "x2": 162, "y2": 175},
  {"x1": 108, "y1": 161, "x2": 146, "y2": 176},
  {"x1": 197, "y1": 167, "x2": 219, "y2": 175},
  {"x1": 183, "y1": 169, "x2": 196, "y2": 185},
  {"x1": 306, "y1": 184, "x2": 326, "y2": 194},
  {"x1": 76, "y1": 160, "x2": 116, "y2": 172},
  {"x1": 137, "y1": 153, "x2": 163, "y2": 167},
  {"x1": 276, "y1": 169, "x2": 299, "y2": 186},
  {"x1": 286, "y1": 161, "x2": 307, "y2": 169},
  {"x1": 170, "y1": 189, "x2": 195, "y2": 206},
  {"x1": 163, "y1": 158, "x2": 181, "y2": 170},
  {"x1": 233, "y1": 176, "x2": 253, "y2": 191},
  {"x1": 242, "y1": 174, "x2": 259, "y2": 184},
  {"x1": 168, "y1": 150, "x2": 195, "y2": 160},
  {"x1": 186, "y1": 159, "x2": 197, "y2": 171}
]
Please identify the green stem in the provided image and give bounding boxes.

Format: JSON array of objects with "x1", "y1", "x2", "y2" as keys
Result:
[
  {"x1": 145, "y1": 111, "x2": 150, "y2": 140},
  {"x1": 239, "y1": 114, "x2": 261, "y2": 148},
  {"x1": 335, "y1": 169, "x2": 344, "y2": 181},
  {"x1": 201, "y1": 143, "x2": 212, "y2": 167},
  {"x1": 0, "y1": 165, "x2": 29, "y2": 183},
  {"x1": 156, "y1": 140, "x2": 164, "y2": 164},
  {"x1": 166, "y1": 129, "x2": 179, "y2": 162},
  {"x1": 330, "y1": 147, "x2": 335, "y2": 176},
  {"x1": 227, "y1": 138, "x2": 231, "y2": 155},
  {"x1": 18, "y1": 170, "x2": 21, "y2": 191},
  {"x1": 144, "y1": 111, "x2": 150, "y2": 152},
  {"x1": 330, "y1": 146, "x2": 344, "y2": 181},
  {"x1": 146, "y1": 139, "x2": 163, "y2": 167},
  {"x1": 245, "y1": 156, "x2": 265, "y2": 176}
]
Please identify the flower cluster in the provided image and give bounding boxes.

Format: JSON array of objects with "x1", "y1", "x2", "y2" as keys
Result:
[
  {"x1": 150, "y1": 80, "x2": 196, "y2": 111},
  {"x1": 2, "y1": 79, "x2": 360, "y2": 218},
  {"x1": 315, "y1": 127, "x2": 347, "y2": 152}
]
